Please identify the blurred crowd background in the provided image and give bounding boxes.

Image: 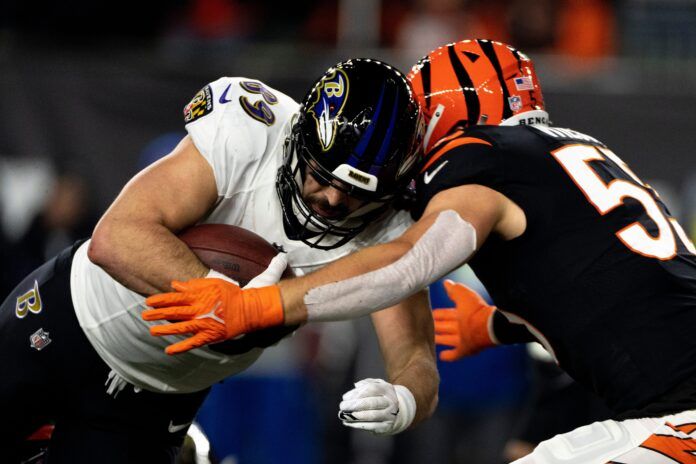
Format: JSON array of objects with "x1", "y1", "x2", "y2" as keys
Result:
[{"x1": 1, "y1": 0, "x2": 695, "y2": 463}]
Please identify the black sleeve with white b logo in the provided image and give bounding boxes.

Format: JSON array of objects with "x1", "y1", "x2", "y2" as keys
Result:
[
  {"x1": 0, "y1": 243, "x2": 209, "y2": 462},
  {"x1": 412, "y1": 124, "x2": 696, "y2": 417}
]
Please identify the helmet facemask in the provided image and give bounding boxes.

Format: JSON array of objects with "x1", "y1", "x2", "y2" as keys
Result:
[
  {"x1": 276, "y1": 59, "x2": 422, "y2": 250},
  {"x1": 277, "y1": 123, "x2": 393, "y2": 250}
]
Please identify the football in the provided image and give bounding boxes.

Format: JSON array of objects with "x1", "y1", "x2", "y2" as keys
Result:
[
  {"x1": 178, "y1": 223, "x2": 293, "y2": 286},
  {"x1": 178, "y1": 223, "x2": 296, "y2": 354}
]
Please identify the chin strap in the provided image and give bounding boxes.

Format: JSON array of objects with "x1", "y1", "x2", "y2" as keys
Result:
[{"x1": 423, "y1": 104, "x2": 445, "y2": 151}]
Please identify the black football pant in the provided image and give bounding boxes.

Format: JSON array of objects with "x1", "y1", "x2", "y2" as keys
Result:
[{"x1": 0, "y1": 242, "x2": 209, "y2": 463}]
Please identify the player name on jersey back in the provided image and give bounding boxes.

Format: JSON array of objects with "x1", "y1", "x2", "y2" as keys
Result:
[{"x1": 532, "y1": 126, "x2": 603, "y2": 145}]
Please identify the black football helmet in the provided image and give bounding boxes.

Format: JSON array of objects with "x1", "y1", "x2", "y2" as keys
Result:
[{"x1": 277, "y1": 58, "x2": 423, "y2": 250}]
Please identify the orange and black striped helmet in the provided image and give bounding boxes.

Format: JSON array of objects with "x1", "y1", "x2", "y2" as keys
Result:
[{"x1": 408, "y1": 39, "x2": 547, "y2": 153}]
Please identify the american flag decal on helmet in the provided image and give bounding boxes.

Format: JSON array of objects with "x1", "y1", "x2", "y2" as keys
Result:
[{"x1": 514, "y1": 76, "x2": 534, "y2": 91}]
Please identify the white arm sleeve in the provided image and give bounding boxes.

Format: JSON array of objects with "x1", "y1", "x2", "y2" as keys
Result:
[{"x1": 305, "y1": 210, "x2": 477, "y2": 321}]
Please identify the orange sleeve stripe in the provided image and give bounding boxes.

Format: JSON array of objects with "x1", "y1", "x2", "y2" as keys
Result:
[{"x1": 421, "y1": 137, "x2": 492, "y2": 172}]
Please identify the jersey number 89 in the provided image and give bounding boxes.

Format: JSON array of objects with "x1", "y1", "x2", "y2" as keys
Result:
[
  {"x1": 552, "y1": 144, "x2": 695, "y2": 260},
  {"x1": 239, "y1": 81, "x2": 278, "y2": 126}
]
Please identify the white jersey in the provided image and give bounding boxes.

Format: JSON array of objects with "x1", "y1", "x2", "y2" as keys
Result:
[{"x1": 70, "y1": 77, "x2": 413, "y2": 393}]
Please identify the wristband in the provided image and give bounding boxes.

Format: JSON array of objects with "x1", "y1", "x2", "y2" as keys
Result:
[{"x1": 391, "y1": 385, "x2": 417, "y2": 435}]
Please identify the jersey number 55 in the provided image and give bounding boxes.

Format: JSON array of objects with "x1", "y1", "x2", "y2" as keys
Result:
[{"x1": 552, "y1": 144, "x2": 695, "y2": 260}]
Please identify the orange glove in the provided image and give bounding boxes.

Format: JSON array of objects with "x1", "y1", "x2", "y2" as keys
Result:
[
  {"x1": 432, "y1": 280, "x2": 497, "y2": 362},
  {"x1": 143, "y1": 278, "x2": 284, "y2": 355}
]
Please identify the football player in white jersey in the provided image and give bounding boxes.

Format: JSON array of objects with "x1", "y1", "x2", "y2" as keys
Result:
[
  {"x1": 0, "y1": 59, "x2": 438, "y2": 463},
  {"x1": 147, "y1": 40, "x2": 696, "y2": 464}
]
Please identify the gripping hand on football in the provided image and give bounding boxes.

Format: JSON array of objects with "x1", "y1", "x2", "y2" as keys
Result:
[
  {"x1": 142, "y1": 254, "x2": 288, "y2": 355},
  {"x1": 432, "y1": 280, "x2": 498, "y2": 362},
  {"x1": 338, "y1": 378, "x2": 416, "y2": 436}
]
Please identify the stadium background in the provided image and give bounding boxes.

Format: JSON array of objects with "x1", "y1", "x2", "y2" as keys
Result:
[{"x1": 0, "y1": 0, "x2": 695, "y2": 462}]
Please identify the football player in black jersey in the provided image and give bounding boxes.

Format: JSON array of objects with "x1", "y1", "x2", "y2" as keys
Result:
[{"x1": 147, "y1": 39, "x2": 696, "y2": 463}]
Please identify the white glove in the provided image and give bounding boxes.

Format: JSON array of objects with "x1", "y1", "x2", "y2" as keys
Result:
[
  {"x1": 338, "y1": 378, "x2": 416, "y2": 436},
  {"x1": 244, "y1": 253, "x2": 288, "y2": 289},
  {"x1": 205, "y1": 268, "x2": 239, "y2": 285},
  {"x1": 206, "y1": 253, "x2": 288, "y2": 289}
]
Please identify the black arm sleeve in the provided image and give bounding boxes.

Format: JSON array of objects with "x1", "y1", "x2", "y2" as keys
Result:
[{"x1": 491, "y1": 310, "x2": 536, "y2": 345}]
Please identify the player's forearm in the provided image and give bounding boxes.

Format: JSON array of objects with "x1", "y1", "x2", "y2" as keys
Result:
[
  {"x1": 279, "y1": 239, "x2": 412, "y2": 324},
  {"x1": 280, "y1": 210, "x2": 477, "y2": 325},
  {"x1": 89, "y1": 217, "x2": 208, "y2": 295},
  {"x1": 389, "y1": 352, "x2": 439, "y2": 426}
]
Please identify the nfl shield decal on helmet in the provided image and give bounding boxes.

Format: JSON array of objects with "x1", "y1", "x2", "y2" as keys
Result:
[
  {"x1": 30, "y1": 328, "x2": 52, "y2": 351},
  {"x1": 308, "y1": 68, "x2": 349, "y2": 151},
  {"x1": 508, "y1": 95, "x2": 522, "y2": 112}
]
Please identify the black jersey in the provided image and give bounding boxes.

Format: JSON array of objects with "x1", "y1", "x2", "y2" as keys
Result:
[{"x1": 412, "y1": 124, "x2": 696, "y2": 416}]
